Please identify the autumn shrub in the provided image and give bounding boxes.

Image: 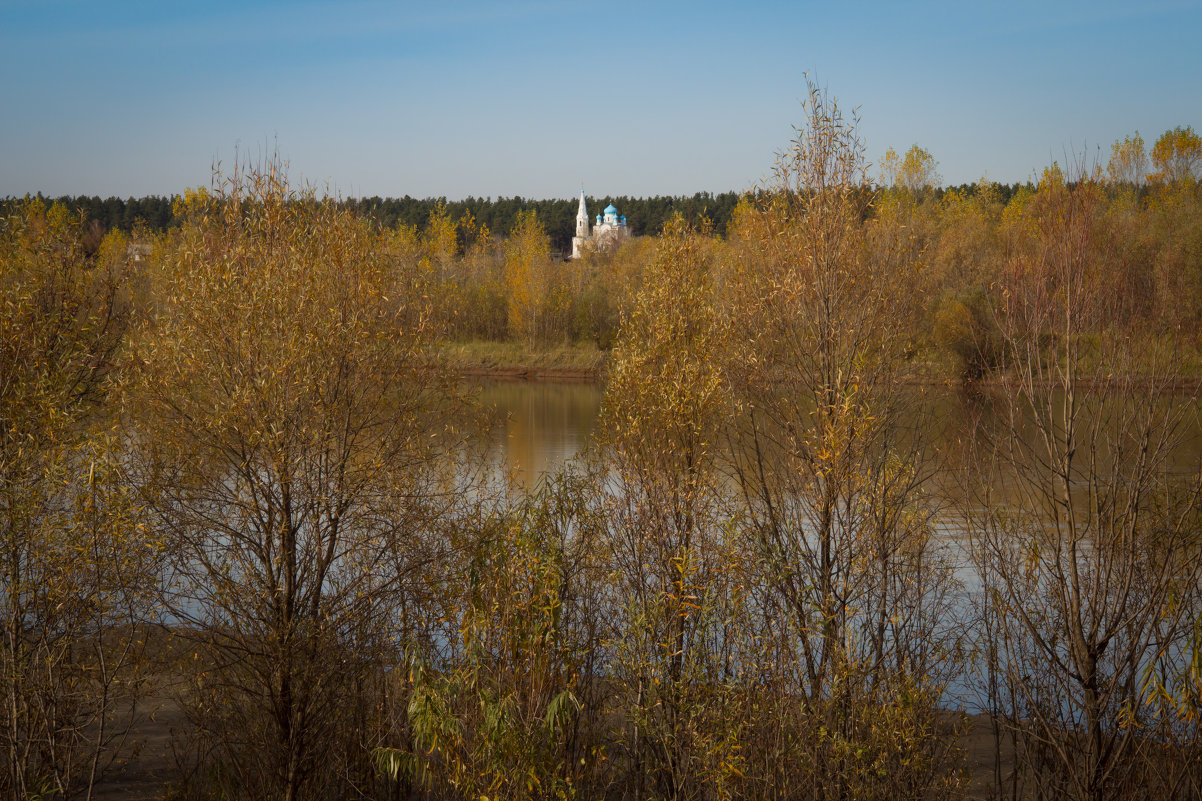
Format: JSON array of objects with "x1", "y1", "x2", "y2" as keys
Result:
[{"x1": 372, "y1": 476, "x2": 603, "y2": 801}]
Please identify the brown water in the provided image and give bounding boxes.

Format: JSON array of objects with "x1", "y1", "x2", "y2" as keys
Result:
[
  {"x1": 475, "y1": 379, "x2": 604, "y2": 487},
  {"x1": 475, "y1": 378, "x2": 1202, "y2": 498}
]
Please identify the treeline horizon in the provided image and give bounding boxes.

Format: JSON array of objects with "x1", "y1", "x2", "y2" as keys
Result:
[
  {"x1": 8, "y1": 126, "x2": 1196, "y2": 256},
  {"x1": 3, "y1": 181, "x2": 1043, "y2": 254}
]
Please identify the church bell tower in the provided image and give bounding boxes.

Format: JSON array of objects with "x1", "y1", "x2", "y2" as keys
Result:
[{"x1": 571, "y1": 189, "x2": 589, "y2": 259}]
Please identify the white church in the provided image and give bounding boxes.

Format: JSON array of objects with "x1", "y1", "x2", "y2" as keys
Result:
[{"x1": 571, "y1": 189, "x2": 630, "y2": 258}]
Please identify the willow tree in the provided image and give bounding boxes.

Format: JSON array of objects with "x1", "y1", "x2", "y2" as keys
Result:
[
  {"x1": 128, "y1": 162, "x2": 467, "y2": 801},
  {"x1": 596, "y1": 216, "x2": 747, "y2": 799},
  {"x1": 727, "y1": 81, "x2": 952, "y2": 691},
  {"x1": 723, "y1": 81, "x2": 962, "y2": 800},
  {"x1": 970, "y1": 164, "x2": 1202, "y2": 801},
  {"x1": 0, "y1": 200, "x2": 154, "y2": 800}
]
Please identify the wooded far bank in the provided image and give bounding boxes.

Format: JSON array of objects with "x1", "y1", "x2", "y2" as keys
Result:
[{"x1": 0, "y1": 182, "x2": 1078, "y2": 255}]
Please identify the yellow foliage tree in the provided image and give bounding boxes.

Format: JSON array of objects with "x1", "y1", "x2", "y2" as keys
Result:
[
  {"x1": 503, "y1": 209, "x2": 551, "y2": 343},
  {"x1": 128, "y1": 160, "x2": 467, "y2": 801},
  {"x1": 882, "y1": 144, "x2": 940, "y2": 191},
  {"x1": 722, "y1": 81, "x2": 964, "y2": 800},
  {"x1": 597, "y1": 216, "x2": 748, "y2": 798},
  {"x1": 1149, "y1": 125, "x2": 1202, "y2": 185},
  {"x1": 1106, "y1": 131, "x2": 1148, "y2": 186},
  {"x1": 0, "y1": 199, "x2": 154, "y2": 800}
]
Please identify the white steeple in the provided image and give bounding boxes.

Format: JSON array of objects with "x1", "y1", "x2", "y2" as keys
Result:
[
  {"x1": 575, "y1": 188, "x2": 589, "y2": 240},
  {"x1": 571, "y1": 187, "x2": 590, "y2": 259}
]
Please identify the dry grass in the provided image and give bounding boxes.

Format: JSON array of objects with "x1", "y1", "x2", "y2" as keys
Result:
[{"x1": 438, "y1": 339, "x2": 609, "y2": 378}]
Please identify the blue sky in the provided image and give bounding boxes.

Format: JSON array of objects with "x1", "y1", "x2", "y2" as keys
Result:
[{"x1": 1, "y1": 0, "x2": 1199, "y2": 199}]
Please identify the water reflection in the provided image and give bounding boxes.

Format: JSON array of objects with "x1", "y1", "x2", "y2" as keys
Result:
[
  {"x1": 475, "y1": 378, "x2": 1201, "y2": 496},
  {"x1": 474, "y1": 379, "x2": 603, "y2": 487}
]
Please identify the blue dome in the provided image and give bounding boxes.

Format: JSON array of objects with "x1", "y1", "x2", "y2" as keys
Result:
[{"x1": 603, "y1": 204, "x2": 619, "y2": 215}]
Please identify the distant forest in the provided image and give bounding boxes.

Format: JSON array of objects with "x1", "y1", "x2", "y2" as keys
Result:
[{"x1": 1, "y1": 183, "x2": 1037, "y2": 255}]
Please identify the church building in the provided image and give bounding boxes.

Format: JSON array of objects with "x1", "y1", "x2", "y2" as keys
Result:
[{"x1": 571, "y1": 189, "x2": 630, "y2": 258}]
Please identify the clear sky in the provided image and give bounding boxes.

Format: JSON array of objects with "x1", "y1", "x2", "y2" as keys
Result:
[{"x1": 1, "y1": 0, "x2": 1199, "y2": 200}]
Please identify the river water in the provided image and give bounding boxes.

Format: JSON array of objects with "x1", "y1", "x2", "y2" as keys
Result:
[
  {"x1": 476, "y1": 377, "x2": 1202, "y2": 493},
  {"x1": 475, "y1": 379, "x2": 604, "y2": 486}
]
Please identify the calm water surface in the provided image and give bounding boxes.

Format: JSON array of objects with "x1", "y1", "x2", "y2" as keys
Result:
[
  {"x1": 475, "y1": 379, "x2": 603, "y2": 487},
  {"x1": 476, "y1": 378, "x2": 1201, "y2": 492}
]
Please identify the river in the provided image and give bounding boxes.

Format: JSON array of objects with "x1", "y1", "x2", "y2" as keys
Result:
[{"x1": 475, "y1": 378, "x2": 604, "y2": 486}]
